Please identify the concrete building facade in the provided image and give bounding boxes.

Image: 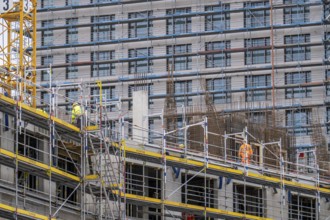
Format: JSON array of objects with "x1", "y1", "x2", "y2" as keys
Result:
[{"x1": 0, "y1": 0, "x2": 325, "y2": 219}]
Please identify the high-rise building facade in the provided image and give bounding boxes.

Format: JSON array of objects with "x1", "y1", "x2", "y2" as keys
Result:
[
  {"x1": 27, "y1": 0, "x2": 330, "y2": 219},
  {"x1": 37, "y1": 0, "x2": 330, "y2": 153}
]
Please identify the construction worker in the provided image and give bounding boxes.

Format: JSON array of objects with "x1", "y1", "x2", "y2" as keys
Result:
[
  {"x1": 71, "y1": 102, "x2": 82, "y2": 128},
  {"x1": 239, "y1": 143, "x2": 253, "y2": 165}
]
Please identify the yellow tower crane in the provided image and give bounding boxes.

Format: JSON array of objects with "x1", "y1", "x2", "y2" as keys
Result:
[{"x1": 0, "y1": 0, "x2": 37, "y2": 107}]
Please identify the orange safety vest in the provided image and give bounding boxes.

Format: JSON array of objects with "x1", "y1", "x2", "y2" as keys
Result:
[{"x1": 239, "y1": 143, "x2": 253, "y2": 164}]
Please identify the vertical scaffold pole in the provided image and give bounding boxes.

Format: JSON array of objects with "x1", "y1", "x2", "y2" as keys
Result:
[
  {"x1": 204, "y1": 116, "x2": 208, "y2": 219},
  {"x1": 48, "y1": 65, "x2": 54, "y2": 219},
  {"x1": 314, "y1": 150, "x2": 320, "y2": 219},
  {"x1": 81, "y1": 91, "x2": 88, "y2": 220},
  {"x1": 14, "y1": 85, "x2": 20, "y2": 220},
  {"x1": 279, "y1": 139, "x2": 284, "y2": 220},
  {"x1": 96, "y1": 81, "x2": 102, "y2": 219},
  {"x1": 224, "y1": 131, "x2": 227, "y2": 164},
  {"x1": 161, "y1": 110, "x2": 165, "y2": 220},
  {"x1": 243, "y1": 127, "x2": 248, "y2": 216},
  {"x1": 183, "y1": 105, "x2": 187, "y2": 157}
]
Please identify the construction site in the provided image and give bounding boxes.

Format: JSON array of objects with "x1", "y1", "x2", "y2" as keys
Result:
[{"x1": 0, "y1": 0, "x2": 329, "y2": 219}]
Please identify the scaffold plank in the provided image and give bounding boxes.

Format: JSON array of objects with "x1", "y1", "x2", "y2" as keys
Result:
[
  {"x1": 0, "y1": 94, "x2": 80, "y2": 133},
  {"x1": 0, "y1": 148, "x2": 80, "y2": 182},
  {"x1": 0, "y1": 203, "x2": 55, "y2": 220},
  {"x1": 118, "y1": 143, "x2": 330, "y2": 197},
  {"x1": 119, "y1": 192, "x2": 271, "y2": 220}
]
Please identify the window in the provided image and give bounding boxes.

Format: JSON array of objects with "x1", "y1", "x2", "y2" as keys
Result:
[
  {"x1": 41, "y1": 91, "x2": 50, "y2": 105},
  {"x1": 18, "y1": 133, "x2": 38, "y2": 160},
  {"x1": 65, "y1": 89, "x2": 79, "y2": 113},
  {"x1": 286, "y1": 109, "x2": 311, "y2": 135},
  {"x1": 325, "y1": 3, "x2": 330, "y2": 22},
  {"x1": 285, "y1": 71, "x2": 311, "y2": 99},
  {"x1": 91, "y1": 15, "x2": 115, "y2": 42},
  {"x1": 127, "y1": 119, "x2": 133, "y2": 138},
  {"x1": 58, "y1": 156, "x2": 78, "y2": 204},
  {"x1": 17, "y1": 134, "x2": 40, "y2": 190},
  {"x1": 66, "y1": 89, "x2": 79, "y2": 102},
  {"x1": 18, "y1": 171, "x2": 37, "y2": 191},
  {"x1": 126, "y1": 163, "x2": 143, "y2": 196},
  {"x1": 91, "y1": 51, "x2": 115, "y2": 77},
  {"x1": 245, "y1": 38, "x2": 270, "y2": 65},
  {"x1": 66, "y1": 18, "x2": 78, "y2": 44},
  {"x1": 128, "y1": 84, "x2": 153, "y2": 110},
  {"x1": 66, "y1": 53, "x2": 78, "y2": 79},
  {"x1": 326, "y1": 70, "x2": 330, "y2": 96},
  {"x1": 66, "y1": 0, "x2": 79, "y2": 5},
  {"x1": 41, "y1": 56, "x2": 52, "y2": 81},
  {"x1": 234, "y1": 184, "x2": 264, "y2": 217},
  {"x1": 245, "y1": 75, "x2": 271, "y2": 101},
  {"x1": 58, "y1": 156, "x2": 77, "y2": 174},
  {"x1": 174, "y1": 80, "x2": 192, "y2": 106},
  {"x1": 126, "y1": 164, "x2": 161, "y2": 218},
  {"x1": 248, "y1": 112, "x2": 268, "y2": 124},
  {"x1": 91, "y1": 86, "x2": 116, "y2": 112},
  {"x1": 284, "y1": 34, "x2": 310, "y2": 62},
  {"x1": 284, "y1": 0, "x2": 309, "y2": 24},
  {"x1": 41, "y1": 0, "x2": 53, "y2": 8},
  {"x1": 182, "y1": 174, "x2": 215, "y2": 208},
  {"x1": 149, "y1": 119, "x2": 155, "y2": 144},
  {"x1": 205, "y1": 4, "x2": 230, "y2": 31},
  {"x1": 128, "y1": 11, "x2": 152, "y2": 38},
  {"x1": 41, "y1": 20, "x2": 53, "y2": 46},
  {"x1": 166, "y1": 8, "x2": 191, "y2": 35},
  {"x1": 205, "y1": 41, "x2": 231, "y2": 68},
  {"x1": 327, "y1": 107, "x2": 330, "y2": 134},
  {"x1": 128, "y1": 47, "x2": 153, "y2": 74},
  {"x1": 288, "y1": 195, "x2": 315, "y2": 220},
  {"x1": 206, "y1": 78, "x2": 231, "y2": 104},
  {"x1": 244, "y1": 1, "x2": 269, "y2": 28},
  {"x1": 325, "y1": 32, "x2": 330, "y2": 60},
  {"x1": 167, "y1": 44, "x2": 192, "y2": 71}
]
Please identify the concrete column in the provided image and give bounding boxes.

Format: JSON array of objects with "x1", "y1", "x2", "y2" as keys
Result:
[{"x1": 132, "y1": 90, "x2": 148, "y2": 144}]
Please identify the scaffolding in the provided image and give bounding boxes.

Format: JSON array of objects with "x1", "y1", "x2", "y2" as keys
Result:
[{"x1": 0, "y1": 0, "x2": 329, "y2": 220}]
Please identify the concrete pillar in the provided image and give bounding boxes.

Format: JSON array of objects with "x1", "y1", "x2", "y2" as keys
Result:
[{"x1": 132, "y1": 90, "x2": 148, "y2": 144}]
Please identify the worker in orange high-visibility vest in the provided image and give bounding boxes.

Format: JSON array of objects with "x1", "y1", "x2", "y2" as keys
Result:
[{"x1": 239, "y1": 143, "x2": 253, "y2": 165}]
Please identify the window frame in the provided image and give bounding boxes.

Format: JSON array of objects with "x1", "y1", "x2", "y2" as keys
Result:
[
  {"x1": 66, "y1": 53, "x2": 78, "y2": 79},
  {"x1": 166, "y1": 8, "x2": 192, "y2": 35},
  {"x1": 128, "y1": 11, "x2": 153, "y2": 38},
  {"x1": 91, "y1": 86, "x2": 116, "y2": 112},
  {"x1": 128, "y1": 47, "x2": 153, "y2": 74},
  {"x1": 244, "y1": 1, "x2": 270, "y2": 28},
  {"x1": 245, "y1": 38, "x2": 271, "y2": 65},
  {"x1": 283, "y1": 0, "x2": 310, "y2": 24},
  {"x1": 41, "y1": 20, "x2": 54, "y2": 46},
  {"x1": 205, "y1": 41, "x2": 231, "y2": 68},
  {"x1": 285, "y1": 71, "x2": 311, "y2": 99},
  {"x1": 286, "y1": 109, "x2": 312, "y2": 136},
  {"x1": 245, "y1": 74, "x2": 271, "y2": 102},
  {"x1": 206, "y1": 77, "x2": 231, "y2": 104},
  {"x1": 41, "y1": 55, "x2": 53, "y2": 81},
  {"x1": 205, "y1": 4, "x2": 230, "y2": 31},
  {"x1": 167, "y1": 44, "x2": 192, "y2": 71},
  {"x1": 91, "y1": 51, "x2": 115, "y2": 77},
  {"x1": 174, "y1": 80, "x2": 193, "y2": 106},
  {"x1": 66, "y1": 18, "x2": 78, "y2": 44},
  {"x1": 284, "y1": 34, "x2": 311, "y2": 62},
  {"x1": 91, "y1": 15, "x2": 115, "y2": 42}
]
